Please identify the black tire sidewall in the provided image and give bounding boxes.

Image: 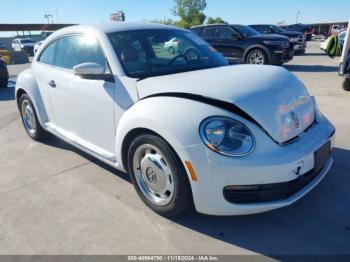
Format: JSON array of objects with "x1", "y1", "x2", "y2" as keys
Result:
[
  {"x1": 343, "y1": 78, "x2": 350, "y2": 91},
  {"x1": 127, "y1": 134, "x2": 193, "y2": 216},
  {"x1": 19, "y1": 94, "x2": 48, "y2": 141}
]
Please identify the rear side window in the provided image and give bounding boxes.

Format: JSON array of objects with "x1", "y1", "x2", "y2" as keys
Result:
[
  {"x1": 203, "y1": 27, "x2": 217, "y2": 38},
  {"x1": 55, "y1": 35, "x2": 107, "y2": 70},
  {"x1": 38, "y1": 41, "x2": 58, "y2": 65},
  {"x1": 192, "y1": 27, "x2": 203, "y2": 36},
  {"x1": 219, "y1": 27, "x2": 235, "y2": 38}
]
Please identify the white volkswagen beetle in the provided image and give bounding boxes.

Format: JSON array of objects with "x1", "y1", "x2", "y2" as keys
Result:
[{"x1": 15, "y1": 23, "x2": 335, "y2": 216}]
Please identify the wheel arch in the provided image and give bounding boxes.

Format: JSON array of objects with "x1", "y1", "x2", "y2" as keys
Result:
[{"x1": 15, "y1": 69, "x2": 49, "y2": 125}]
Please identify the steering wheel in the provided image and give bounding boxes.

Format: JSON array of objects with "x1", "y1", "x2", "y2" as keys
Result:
[
  {"x1": 168, "y1": 54, "x2": 189, "y2": 66},
  {"x1": 184, "y1": 48, "x2": 200, "y2": 61}
]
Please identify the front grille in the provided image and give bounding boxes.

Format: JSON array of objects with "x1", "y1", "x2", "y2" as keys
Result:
[
  {"x1": 297, "y1": 35, "x2": 305, "y2": 43},
  {"x1": 223, "y1": 141, "x2": 331, "y2": 204}
]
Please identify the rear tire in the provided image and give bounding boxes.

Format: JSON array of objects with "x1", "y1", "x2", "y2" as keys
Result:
[
  {"x1": 19, "y1": 94, "x2": 50, "y2": 141},
  {"x1": 127, "y1": 134, "x2": 193, "y2": 217},
  {"x1": 0, "y1": 78, "x2": 7, "y2": 88}
]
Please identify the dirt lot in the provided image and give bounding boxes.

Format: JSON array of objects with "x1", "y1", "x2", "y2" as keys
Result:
[{"x1": 0, "y1": 42, "x2": 349, "y2": 257}]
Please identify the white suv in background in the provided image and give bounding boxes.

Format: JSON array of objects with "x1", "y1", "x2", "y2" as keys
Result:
[{"x1": 12, "y1": 38, "x2": 36, "y2": 56}]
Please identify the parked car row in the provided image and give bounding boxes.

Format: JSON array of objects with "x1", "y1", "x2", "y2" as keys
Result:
[{"x1": 190, "y1": 23, "x2": 309, "y2": 66}]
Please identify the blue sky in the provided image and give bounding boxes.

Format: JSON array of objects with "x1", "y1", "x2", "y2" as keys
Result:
[{"x1": 2, "y1": 0, "x2": 349, "y2": 26}]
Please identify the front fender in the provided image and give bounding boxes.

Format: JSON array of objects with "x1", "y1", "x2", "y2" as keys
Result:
[
  {"x1": 115, "y1": 96, "x2": 240, "y2": 171},
  {"x1": 15, "y1": 68, "x2": 49, "y2": 125}
]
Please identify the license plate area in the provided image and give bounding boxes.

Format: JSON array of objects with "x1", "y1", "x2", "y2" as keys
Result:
[{"x1": 314, "y1": 141, "x2": 331, "y2": 174}]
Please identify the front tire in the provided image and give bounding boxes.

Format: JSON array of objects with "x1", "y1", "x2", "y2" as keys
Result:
[
  {"x1": 343, "y1": 78, "x2": 350, "y2": 91},
  {"x1": 19, "y1": 94, "x2": 49, "y2": 141},
  {"x1": 246, "y1": 49, "x2": 267, "y2": 65},
  {"x1": 127, "y1": 134, "x2": 193, "y2": 217}
]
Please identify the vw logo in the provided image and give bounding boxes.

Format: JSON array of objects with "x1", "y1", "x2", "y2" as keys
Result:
[
  {"x1": 145, "y1": 168, "x2": 157, "y2": 184},
  {"x1": 291, "y1": 111, "x2": 300, "y2": 129}
]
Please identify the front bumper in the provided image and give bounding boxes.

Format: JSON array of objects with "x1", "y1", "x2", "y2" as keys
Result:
[
  {"x1": 179, "y1": 113, "x2": 335, "y2": 216},
  {"x1": 271, "y1": 48, "x2": 294, "y2": 64},
  {"x1": 292, "y1": 42, "x2": 307, "y2": 52},
  {"x1": 22, "y1": 46, "x2": 34, "y2": 55}
]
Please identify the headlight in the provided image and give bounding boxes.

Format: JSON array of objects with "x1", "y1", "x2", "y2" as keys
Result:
[{"x1": 199, "y1": 117, "x2": 255, "y2": 157}]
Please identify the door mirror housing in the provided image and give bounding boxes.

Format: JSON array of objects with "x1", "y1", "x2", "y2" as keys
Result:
[
  {"x1": 73, "y1": 62, "x2": 114, "y2": 82},
  {"x1": 74, "y1": 62, "x2": 105, "y2": 75}
]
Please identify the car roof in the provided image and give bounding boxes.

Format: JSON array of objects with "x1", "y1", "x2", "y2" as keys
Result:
[
  {"x1": 250, "y1": 24, "x2": 275, "y2": 26},
  {"x1": 67, "y1": 22, "x2": 180, "y2": 34},
  {"x1": 191, "y1": 24, "x2": 245, "y2": 29}
]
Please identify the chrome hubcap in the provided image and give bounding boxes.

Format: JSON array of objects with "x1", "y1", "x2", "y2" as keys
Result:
[
  {"x1": 21, "y1": 100, "x2": 36, "y2": 136},
  {"x1": 133, "y1": 144, "x2": 175, "y2": 206},
  {"x1": 248, "y1": 52, "x2": 265, "y2": 64}
]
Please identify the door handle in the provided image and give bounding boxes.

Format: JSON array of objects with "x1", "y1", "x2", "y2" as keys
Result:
[{"x1": 48, "y1": 80, "x2": 56, "y2": 88}]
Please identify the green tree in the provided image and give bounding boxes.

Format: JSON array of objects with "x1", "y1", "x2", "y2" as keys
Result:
[
  {"x1": 171, "y1": 0, "x2": 207, "y2": 28},
  {"x1": 207, "y1": 16, "x2": 228, "y2": 25}
]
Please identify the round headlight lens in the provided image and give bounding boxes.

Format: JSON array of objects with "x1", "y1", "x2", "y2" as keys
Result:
[{"x1": 199, "y1": 117, "x2": 255, "y2": 157}]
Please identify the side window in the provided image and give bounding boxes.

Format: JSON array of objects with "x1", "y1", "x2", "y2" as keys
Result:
[
  {"x1": 203, "y1": 27, "x2": 217, "y2": 38},
  {"x1": 38, "y1": 41, "x2": 58, "y2": 65},
  {"x1": 55, "y1": 35, "x2": 107, "y2": 70},
  {"x1": 219, "y1": 27, "x2": 235, "y2": 39},
  {"x1": 259, "y1": 26, "x2": 273, "y2": 34},
  {"x1": 192, "y1": 27, "x2": 203, "y2": 36}
]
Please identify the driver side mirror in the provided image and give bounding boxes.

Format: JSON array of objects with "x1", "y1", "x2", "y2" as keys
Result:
[{"x1": 73, "y1": 62, "x2": 114, "y2": 82}]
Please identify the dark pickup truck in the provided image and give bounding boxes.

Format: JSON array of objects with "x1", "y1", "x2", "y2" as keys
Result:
[
  {"x1": 250, "y1": 24, "x2": 307, "y2": 54},
  {"x1": 191, "y1": 24, "x2": 294, "y2": 65}
]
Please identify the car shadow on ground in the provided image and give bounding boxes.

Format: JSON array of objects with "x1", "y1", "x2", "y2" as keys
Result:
[
  {"x1": 302, "y1": 52, "x2": 327, "y2": 56},
  {"x1": 284, "y1": 64, "x2": 339, "y2": 73},
  {"x1": 0, "y1": 82, "x2": 15, "y2": 101},
  {"x1": 41, "y1": 137, "x2": 131, "y2": 183},
  {"x1": 41, "y1": 136, "x2": 350, "y2": 256}
]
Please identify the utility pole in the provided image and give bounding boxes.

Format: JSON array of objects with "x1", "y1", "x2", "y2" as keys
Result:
[
  {"x1": 44, "y1": 14, "x2": 53, "y2": 24},
  {"x1": 55, "y1": 9, "x2": 59, "y2": 23},
  {"x1": 296, "y1": 11, "x2": 301, "y2": 24}
]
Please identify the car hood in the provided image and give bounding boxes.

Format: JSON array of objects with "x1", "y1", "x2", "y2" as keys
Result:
[
  {"x1": 281, "y1": 31, "x2": 304, "y2": 38},
  {"x1": 137, "y1": 65, "x2": 315, "y2": 144},
  {"x1": 249, "y1": 34, "x2": 289, "y2": 41}
]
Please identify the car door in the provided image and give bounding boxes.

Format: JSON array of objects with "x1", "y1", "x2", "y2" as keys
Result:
[
  {"x1": 46, "y1": 35, "x2": 116, "y2": 160},
  {"x1": 201, "y1": 26, "x2": 219, "y2": 47},
  {"x1": 215, "y1": 26, "x2": 243, "y2": 62}
]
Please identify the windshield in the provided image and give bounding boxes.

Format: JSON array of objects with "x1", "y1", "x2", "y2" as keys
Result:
[
  {"x1": 269, "y1": 25, "x2": 284, "y2": 34},
  {"x1": 108, "y1": 29, "x2": 228, "y2": 79},
  {"x1": 20, "y1": 39, "x2": 35, "y2": 44},
  {"x1": 232, "y1": 25, "x2": 260, "y2": 37}
]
